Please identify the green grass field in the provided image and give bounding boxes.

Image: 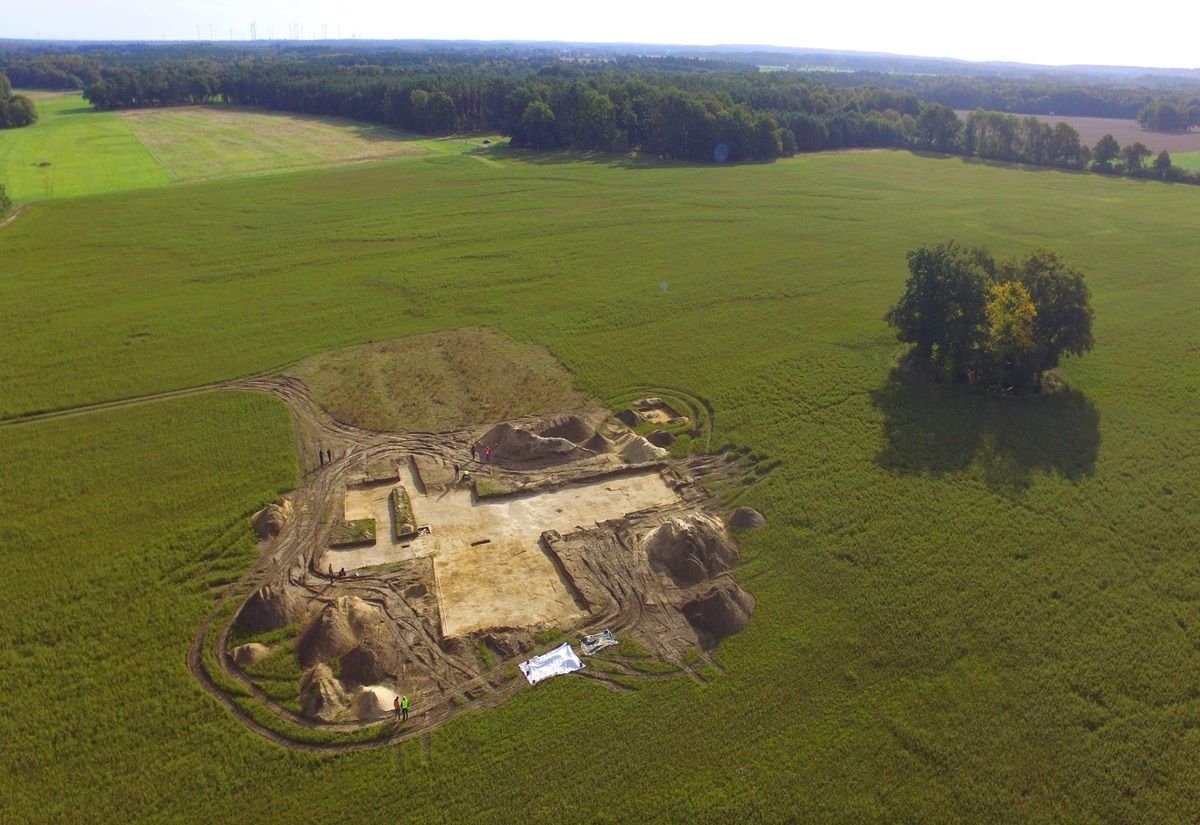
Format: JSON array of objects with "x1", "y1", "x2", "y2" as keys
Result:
[
  {"x1": 0, "y1": 94, "x2": 169, "y2": 201},
  {"x1": 0, "y1": 94, "x2": 435, "y2": 202},
  {"x1": 2, "y1": 137, "x2": 1199, "y2": 823},
  {"x1": 1171, "y1": 150, "x2": 1200, "y2": 172}
]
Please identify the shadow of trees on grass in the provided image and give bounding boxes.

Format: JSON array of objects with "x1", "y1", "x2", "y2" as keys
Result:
[{"x1": 871, "y1": 369, "x2": 1100, "y2": 492}]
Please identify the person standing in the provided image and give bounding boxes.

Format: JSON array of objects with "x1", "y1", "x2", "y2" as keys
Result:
[
  {"x1": 400, "y1": 694, "x2": 409, "y2": 722},
  {"x1": 393, "y1": 696, "x2": 402, "y2": 720}
]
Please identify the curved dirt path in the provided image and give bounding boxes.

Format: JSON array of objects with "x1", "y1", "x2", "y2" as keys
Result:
[
  {"x1": 0, "y1": 204, "x2": 32, "y2": 232},
  {"x1": 10, "y1": 369, "x2": 728, "y2": 752}
]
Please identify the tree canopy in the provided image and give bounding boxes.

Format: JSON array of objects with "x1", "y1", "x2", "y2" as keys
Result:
[
  {"x1": 0, "y1": 70, "x2": 37, "y2": 129},
  {"x1": 887, "y1": 243, "x2": 1093, "y2": 392}
]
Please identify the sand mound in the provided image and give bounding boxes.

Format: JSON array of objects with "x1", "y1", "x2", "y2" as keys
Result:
[
  {"x1": 229, "y1": 643, "x2": 270, "y2": 668},
  {"x1": 477, "y1": 423, "x2": 579, "y2": 462},
  {"x1": 235, "y1": 584, "x2": 303, "y2": 634},
  {"x1": 620, "y1": 436, "x2": 668, "y2": 464},
  {"x1": 645, "y1": 514, "x2": 739, "y2": 586},
  {"x1": 536, "y1": 415, "x2": 592, "y2": 443},
  {"x1": 615, "y1": 409, "x2": 640, "y2": 427},
  {"x1": 352, "y1": 685, "x2": 401, "y2": 721},
  {"x1": 340, "y1": 638, "x2": 402, "y2": 686},
  {"x1": 300, "y1": 663, "x2": 349, "y2": 721},
  {"x1": 581, "y1": 432, "x2": 615, "y2": 454},
  {"x1": 251, "y1": 498, "x2": 293, "y2": 540},
  {"x1": 297, "y1": 596, "x2": 402, "y2": 668},
  {"x1": 646, "y1": 430, "x2": 676, "y2": 448},
  {"x1": 681, "y1": 584, "x2": 756, "y2": 647},
  {"x1": 730, "y1": 507, "x2": 766, "y2": 529}
]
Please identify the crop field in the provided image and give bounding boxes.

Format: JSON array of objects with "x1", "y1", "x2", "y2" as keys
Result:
[
  {"x1": 0, "y1": 94, "x2": 432, "y2": 202},
  {"x1": 118, "y1": 105, "x2": 428, "y2": 183},
  {"x1": 2, "y1": 138, "x2": 1199, "y2": 823}
]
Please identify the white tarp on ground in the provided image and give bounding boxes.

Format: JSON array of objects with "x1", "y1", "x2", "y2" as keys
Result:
[
  {"x1": 519, "y1": 643, "x2": 585, "y2": 685},
  {"x1": 580, "y1": 629, "x2": 618, "y2": 656}
]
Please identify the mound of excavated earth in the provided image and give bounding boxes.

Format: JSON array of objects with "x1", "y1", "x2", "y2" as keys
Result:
[
  {"x1": 300, "y1": 663, "x2": 349, "y2": 722},
  {"x1": 477, "y1": 422, "x2": 579, "y2": 462},
  {"x1": 229, "y1": 642, "x2": 270, "y2": 668},
  {"x1": 536, "y1": 414, "x2": 592, "y2": 443},
  {"x1": 297, "y1": 596, "x2": 404, "y2": 670},
  {"x1": 340, "y1": 636, "x2": 404, "y2": 686},
  {"x1": 645, "y1": 514, "x2": 740, "y2": 586},
  {"x1": 615, "y1": 409, "x2": 640, "y2": 427},
  {"x1": 235, "y1": 584, "x2": 304, "y2": 633},
  {"x1": 730, "y1": 507, "x2": 766, "y2": 529},
  {"x1": 581, "y1": 432, "x2": 615, "y2": 454},
  {"x1": 681, "y1": 583, "x2": 756, "y2": 647},
  {"x1": 251, "y1": 498, "x2": 293, "y2": 540},
  {"x1": 352, "y1": 685, "x2": 401, "y2": 721},
  {"x1": 646, "y1": 430, "x2": 676, "y2": 448},
  {"x1": 620, "y1": 436, "x2": 668, "y2": 464}
]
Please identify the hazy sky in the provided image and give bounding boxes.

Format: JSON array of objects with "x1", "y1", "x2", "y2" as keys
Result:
[{"x1": 6, "y1": 0, "x2": 1198, "y2": 70}]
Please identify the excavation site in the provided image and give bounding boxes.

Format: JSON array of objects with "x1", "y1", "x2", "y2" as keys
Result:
[{"x1": 189, "y1": 337, "x2": 765, "y2": 748}]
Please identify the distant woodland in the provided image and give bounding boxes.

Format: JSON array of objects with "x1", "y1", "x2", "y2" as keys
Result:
[{"x1": 2, "y1": 43, "x2": 1197, "y2": 177}]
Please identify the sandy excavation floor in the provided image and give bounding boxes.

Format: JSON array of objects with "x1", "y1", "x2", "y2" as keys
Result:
[
  {"x1": 319, "y1": 484, "x2": 420, "y2": 571},
  {"x1": 323, "y1": 464, "x2": 682, "y2": 636}
]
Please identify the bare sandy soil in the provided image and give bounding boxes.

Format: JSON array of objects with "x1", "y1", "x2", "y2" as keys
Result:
[{"x1": 322, "y1": 465, "x2": 681, "y2": 636}]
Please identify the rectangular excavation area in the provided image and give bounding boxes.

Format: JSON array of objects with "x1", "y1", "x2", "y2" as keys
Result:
[
  {"x1": 635, "y1": 398, "x2": 686, "y2": 425},
  {"x1": 426, "y1": 468, "x2": 681, "y2": 637},
  {"x1": 319, "y1": 483, "x2": 419, "y2": 571}
]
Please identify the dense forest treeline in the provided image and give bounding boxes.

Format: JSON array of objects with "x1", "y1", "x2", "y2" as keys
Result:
[{"x1": 2, "y1": 45, "x2": 1197, "y2": 179}]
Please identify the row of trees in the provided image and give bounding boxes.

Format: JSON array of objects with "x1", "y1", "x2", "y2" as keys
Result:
[
  {"x1": 819, "y1": 70, "x2": 1200, "y2": 121},
  {"x1": 910, "y1": 104, "x2": 1199, "y2": 183},
  {"x1": 886, "y1": 242, "x2": 1094, "y2": 393},
  {"x1": 0, "y1": 72, "x2": 37, "y2": 129},
  {"x1": 1136, "y1": 101, "x2": 1199, "y2": 133}
]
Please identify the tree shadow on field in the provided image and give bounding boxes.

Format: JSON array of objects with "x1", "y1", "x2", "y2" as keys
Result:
[{"x1": 870, "y1": 368, "x2": 1100, "y2": 494}]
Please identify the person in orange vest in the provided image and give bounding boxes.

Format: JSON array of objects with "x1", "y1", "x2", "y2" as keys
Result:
[{"x1": 393, "y1": 696, "x2": 402, "y2": 720}]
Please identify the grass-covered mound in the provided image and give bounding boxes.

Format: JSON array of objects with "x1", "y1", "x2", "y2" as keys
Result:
[{"x1": 288, "y1": 328, "x2": 593, "y2": 432}]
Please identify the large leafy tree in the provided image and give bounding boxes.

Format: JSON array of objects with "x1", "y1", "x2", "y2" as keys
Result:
[
  {"x1": 885, "y1": 241, "x2": 992, "y2": 381},
  {"x1": 889, "y1": 244, "x2": 1093, "y2": 392},
  {"x1": 912, "y1": 103, "x2": 961, "y2": 151},
  {"x1": 1122, "y1": 141, "x2": 1152, "y2": 172},
  {"x1": 519, "y1": 101, "x2": 557, "y2": 150},
  {"x1": 1092, "y1": 134, "x2": 1121, "y2": 170},
  {"x1": 1004, "y1": 250, "x2": 1094, "y2": 391},
  {"x1": 423, "y1": 92, "x2": 457, "y2": 134},
  {"x1": 985, "y1": 281, "x2": 1038, "y2": 389},
  {"x1": 1050, "y1": 122, "x2": 1088, "y2": 168}
]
